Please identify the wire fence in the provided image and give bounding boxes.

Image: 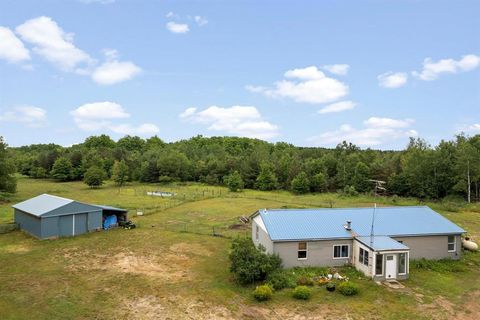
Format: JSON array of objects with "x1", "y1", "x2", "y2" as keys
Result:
[{"x1": 146, "y1": 221, "x2": 251, "y2": 239}]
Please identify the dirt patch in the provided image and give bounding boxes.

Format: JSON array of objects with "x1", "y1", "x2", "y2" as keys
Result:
[
  {"x1": 169, "y1": 242, "x2": 213, "y2": 257},
  {"x1": 61, "y1": 248, "x2": 193, "y2": 282},
  {"x1": 456, "y1": 290, "x2": 480, "y2": 320},
  {"x1": 228, "y1": 224, "x2": 248, "y2": 230},
  {"x1": 1, "y1": 244, "x2": 31, "y2": 254},
  {"x1": 121, "y1": 295, "x2": 233, "y2": 320}
]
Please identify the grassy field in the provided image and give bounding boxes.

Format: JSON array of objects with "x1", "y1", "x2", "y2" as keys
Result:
[{"x1": 0, "y1": 177, "x2": 479, "y2": 319}]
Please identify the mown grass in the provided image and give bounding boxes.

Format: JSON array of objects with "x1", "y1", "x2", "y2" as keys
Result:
[{"x1": 0, "y1": 177, "x2": 479, "y2": 319}]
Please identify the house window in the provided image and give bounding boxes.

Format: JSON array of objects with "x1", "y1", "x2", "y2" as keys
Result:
[
  {"x1": 375, "y1": 254, "x2": 383, "y2": 275},
  {"x1": 448, "y1": 236, "x2": 456, "y2": 252},
  {"x1": 333, "y1": 244, "x2": 349, "y2": 259},
  {"x1": 359, "y1": 248, "x2": 369, "y2": 266},
  {"x1": 398, "y1": 253, "x2": 407, "y2": 274},
  {"x1": 298, "y1": 242, "x2": 307, "y2": 259},
  {"x1": 255, "y1": 226, "x2": 259, "y2": 240}
]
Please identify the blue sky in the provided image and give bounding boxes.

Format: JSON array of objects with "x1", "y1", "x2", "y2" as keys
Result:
[{"x1": 0, "y1": 0, "x2": 479, "y2": 149}]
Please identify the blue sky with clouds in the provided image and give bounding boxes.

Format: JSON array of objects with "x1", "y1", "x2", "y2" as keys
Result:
[{"x1": 0, "y1": 0, "x2": 479, "y2": 149}]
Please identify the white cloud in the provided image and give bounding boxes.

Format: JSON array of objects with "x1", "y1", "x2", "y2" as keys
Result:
[
  {"x1": 180, "y1": 105, "x2": 279, "y2": 140},
  {"x1": 194, "y1": 16, "x2": 208, "y2": 26},
  {"x1": 166, "y1": 11, "x2": 178, "y2": 19},
  {"x1": 378, "y1": 72, "x2": 408, "y2": 88},
  {"x1": 71, "y1": 101, "x2": 157, "y2": 136},
  {"x1": 412, "y1": 54, "x2": 480, "y2": 81},
  {"x1": 458, "y1": 123, "x2": 480, "y2": 133},
  {"x1": 166, "y1": 22, "x2": 190, "y2": 34},
  {"x1": 318, "y1": 101, "x2": 357, "y2": 114},
  {"x1": 16, "y1": 16, "x2": 94, "y2": 72},
  {"x1": 0, "y1": 27, "x2": 30, "y2": 63},
  {"x1": 0, "y1": 106, "x2": 47, "y2": 127},
  {"x1": 323, "y1": 64, "x2": 350, "y2": 75},
  {"x1": 92, "y1": 60, "x2": 141, "y2": 85},
  {"x1": 109, "y1": 123, "x2": 159, "y2": 136},
  {"x1": 247, "y1": 66, "x2": 348, "y2": 104},
  {"x1": 309, "y1": 117, "x2": 417, "y2": 147}
]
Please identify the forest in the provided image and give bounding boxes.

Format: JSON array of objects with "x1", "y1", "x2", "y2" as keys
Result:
[{"x1": 1, "y1": 133, "x2": 479, "y2": 202}]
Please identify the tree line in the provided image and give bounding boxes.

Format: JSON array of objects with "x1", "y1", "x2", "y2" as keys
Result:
[{"x1": 1, "y1": 133, "x2": 480, "y2": 202}]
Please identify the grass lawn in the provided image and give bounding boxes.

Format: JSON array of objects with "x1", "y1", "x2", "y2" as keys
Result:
[{"x1": 0, "y1": 177, "x2": 479, "y2": 319}]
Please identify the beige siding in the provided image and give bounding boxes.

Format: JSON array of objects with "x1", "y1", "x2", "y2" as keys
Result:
[
  {"x1": 252, "y1": 216, "x2": 273, "y2": 254},
  {"x1": 273, "y1": 240, "x2": 353, "y2": 268},
  {"x1": 392, "y1": 235, "x2": 462, "y2": 260},
  {"x1": 353, "y1": 240, "x2": 372, "y2": 277}
]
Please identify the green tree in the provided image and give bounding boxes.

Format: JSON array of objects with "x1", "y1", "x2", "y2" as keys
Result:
[
  {"x1": 50, "y1": 157, "x2": 73, "y2": 181},
  {"x1": 0, "y1": 137, "x2": 17, "y2": 193},
  {"x1": 83, "y1": 166, "x2": 106, "y2": 188},
  {"x1": 352, "y1": 162, "x2": 370, "y2": 192},
  {"x1": 229, "y1": 237, "x2": 282, "y2": 285},
  {"x1": 310, "y1": 172, "x2": 327, "y2": 192},
  {"x1": 256, "y1": 163, "x2": 278, "y2": 191},
  {"x1": 112, "y1": 160, "x2": 129, "y2": 187},
  {"x1": 224, "y1": 171, "x2": 244, "y2": 192},
  {"x1": 291, "y1": 172, "x2": 310, "y2": 194}
]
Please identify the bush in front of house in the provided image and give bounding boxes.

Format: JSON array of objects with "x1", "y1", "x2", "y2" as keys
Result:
[
  {"x1": 338, "y1": 282, "x2": 359, "y2": 296},
  {"x1": 253, "y1": 285, "x2": 273, "y2": 301},
  {"x1": 267, "y1": 270, "x2": 296, "y2": 290},
  {"x1": 229, "y1": 237, "x2": 282, "y2": 285},
  {"x1": 292, "y1": 286, "x2": 311, "y2": 300},
  {"x1": 296, "y1": 276, "x2": 314, "y2": 286}
]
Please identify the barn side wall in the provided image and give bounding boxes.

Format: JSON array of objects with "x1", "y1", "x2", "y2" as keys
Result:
[
  {"x1": 14, "y1": 209, "x2": 41, "y2": 238},
  {"x1": 41, "y1": 216, "x2": 59, "y2": 239},
  {"x1": 88, "y1": 211, "x2": 102, "y2": 231}
]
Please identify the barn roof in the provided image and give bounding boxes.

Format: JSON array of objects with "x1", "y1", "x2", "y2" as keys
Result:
[
  {"x1": 255, "y1": 206, "x2": 465, "y2": 241},
  {"x1": 12, "y1": 194, "x2": 74, "y2": 217},
  {"x1": 12, "y1": 194, "x2": 127, "y2": 217}
]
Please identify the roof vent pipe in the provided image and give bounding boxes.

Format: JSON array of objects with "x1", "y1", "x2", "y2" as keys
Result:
[{"x1": 345, "y1": 220, "x2": 352, "y2": 231}]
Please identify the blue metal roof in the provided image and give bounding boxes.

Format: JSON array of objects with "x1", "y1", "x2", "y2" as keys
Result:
[
  {"x1": 356, "y1": 236, "x2": 410, "y2": 251},
  {"x1": 12, "y1": 194, "x2": 74, "y2": 217},
  {"x1": 257, "y1": 206, "x2": 465, "y2": 241}
]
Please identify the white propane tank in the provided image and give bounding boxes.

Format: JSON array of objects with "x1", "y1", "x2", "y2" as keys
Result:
[{"x1": 462, "y1": 238, "x2": 479, "y2": 251}]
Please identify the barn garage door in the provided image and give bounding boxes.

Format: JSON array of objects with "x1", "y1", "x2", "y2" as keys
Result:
[
  {"x1": 74, "y1": 213, "x2": 88, "y2": 235},
  {"x1": 59, "y1": 215, "x2": 73, "y2": 237}
]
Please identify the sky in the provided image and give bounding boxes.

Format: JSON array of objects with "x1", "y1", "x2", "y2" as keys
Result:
[{"x1": 0, "y1": 0, "x2": 479, "y2": 149}]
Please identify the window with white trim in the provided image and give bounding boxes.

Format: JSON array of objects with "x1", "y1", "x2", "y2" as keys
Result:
[
  {"x1": 359, "y1": 247, "x2": 369, "y2": 266},
  {"x1": 448, "y1": 235, "x2": 456, "y2": 252},
  {"x1": 398, "y1": 252, "x2": 407, "y2": 274},
  {"x1": 333, "y1": 244, "x2": 349, "y2": 259},
  {"x1": 255, "y1": 226, "x2": 259, "y2": 240},
  {"x1": 298, "y1": 242, "x2": 307, "y2": 259}
]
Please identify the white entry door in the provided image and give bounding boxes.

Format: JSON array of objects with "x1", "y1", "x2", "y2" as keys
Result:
[{"x1": 385, "y1": 255, "x2": 397, "y2": 279}]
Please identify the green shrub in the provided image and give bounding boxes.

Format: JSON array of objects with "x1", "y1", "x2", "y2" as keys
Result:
[
  {"x1": 267, "y1": 270, "x2": 296, "y2": 290},
  {"x1": 296, "y1": 276, "x2": 314, "y2": 286},
  {"x1": 229, "y1": 237, "x2": 282, "y2": 285},
  {"x1": 253, "y1": 285, "x2": 273, "y2": 301},
  {"x1": 411, "y1": 258, "x2": 467, "y2": 273},
  {"x1": 292, "y1": 286, "x2": 311, "y2": 300},
  {"x1": 338, "y1": 282, "x2": 359, "y2": 296}
]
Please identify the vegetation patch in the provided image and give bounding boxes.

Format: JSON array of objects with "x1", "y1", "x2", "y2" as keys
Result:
[
  {"x1": 292, "y1": 286, "x2": 312, "y2": 300},
  {"x1": 338, "y1": 282, "x2": 359, "y2": 296},
  {"x1": 253, "y1": 285, "x2": 273, "y2": 302}
]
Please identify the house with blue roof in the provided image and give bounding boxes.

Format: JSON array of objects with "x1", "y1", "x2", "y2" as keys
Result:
[{"x1": 251, "y1": 206, "x2": 465, "y2": 281}]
